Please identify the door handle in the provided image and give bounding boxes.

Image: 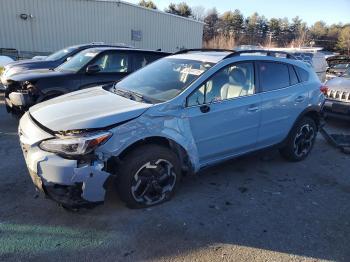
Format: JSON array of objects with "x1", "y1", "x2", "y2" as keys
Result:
[
  {"x1": 247, "y1": 106, "x2": 259, "y2": 112},
  {"x1": 200, "y1": 105, "x2": 210, "y2": 113},
  {"x1": 295, "y1": 96, "x2": 305, "y2": 103}
]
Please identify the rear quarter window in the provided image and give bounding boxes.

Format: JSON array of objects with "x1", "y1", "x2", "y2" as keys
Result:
[
  {"x1": 289, "y1": 65, "x2": 299, "y2": 85},
  {"x1": 295, "y1": 66, "x2": 309, "y2": 82},
  {"x1": 259, "y1": 62, "x2": 290, "y2": 92}
]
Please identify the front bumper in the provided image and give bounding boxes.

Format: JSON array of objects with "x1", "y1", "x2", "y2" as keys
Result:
[
  {"x1": 19, "y1": 113, "x2": 112, "y2": 208},
  {"x1": 323, "y1": 99, "x2": 350, "y2": 120}
]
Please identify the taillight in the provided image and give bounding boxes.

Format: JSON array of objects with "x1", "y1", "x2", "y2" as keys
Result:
[{"x1": 320, "y1": 85, "x2": 328, "y2": 95}]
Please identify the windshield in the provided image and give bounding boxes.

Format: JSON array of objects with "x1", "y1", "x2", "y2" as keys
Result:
[
  {"x1": 45, "y1": 46, "x2": 77, "y2": 61},
  {"x1": 56, "y1": 49, "x2": 99, "y2": 72},
  {"x1": 332, "y1": 63, "x2": 349, "y2": 69},
  {"x1": 343, "y1": 68, "x2": 350, "y2": 78},
  {"x1": 114, "y1": 58, "x2": 214, "y2": 102}
]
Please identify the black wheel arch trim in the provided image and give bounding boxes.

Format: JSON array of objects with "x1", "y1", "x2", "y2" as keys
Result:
[{"x1": 280, "y1": 105, "x2": 322, "y2": 147}]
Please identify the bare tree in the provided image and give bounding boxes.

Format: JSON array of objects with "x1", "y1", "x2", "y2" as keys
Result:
[{"x1": 192, "y1": 6, "x2": 205, "y2": 21}]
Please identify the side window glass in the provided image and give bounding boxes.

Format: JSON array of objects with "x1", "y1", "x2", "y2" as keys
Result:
[
  {"x1": 289, "y1": 65, "x2": 299, "y2": 85},
  {"x1": 259, "y1": 62, "x2": 289, "y2": 92},
  {"x1": 187, "y1": 62, "x2": 255, "y2": 106},
  {"x1": 295, "y1": 66, "x2": 309, "y2": 82},
  {"x1": 91, "y1": 52, "x2": 129, "y2": 73},
  {"x1": 133, "y1": 53, "x2": 158, "y2": 70}
]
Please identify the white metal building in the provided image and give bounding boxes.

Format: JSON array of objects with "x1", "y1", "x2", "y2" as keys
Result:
[{"x1": 0, "y1": 0, "x2": 204, "y2": 53}]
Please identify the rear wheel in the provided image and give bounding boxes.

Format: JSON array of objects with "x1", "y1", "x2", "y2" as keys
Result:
[
  {"x1": 116, "y1": 144, "x2": 182, "y2": 208},
  {"x1": 280, "y1": 117, "x2": 317, "y2": 161}
]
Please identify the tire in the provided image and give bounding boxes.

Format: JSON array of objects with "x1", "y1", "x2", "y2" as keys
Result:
[
  {"x1": 116, "y1": 144, "x2": 182, "y2": 209},
  {"x1": 279, "y1": 116, "x2": 317, "y2": 162}
]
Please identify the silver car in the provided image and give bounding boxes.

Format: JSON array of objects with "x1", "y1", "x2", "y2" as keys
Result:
[{"x1": 324, "y1": 68, "x2": 350, "y2": 119}]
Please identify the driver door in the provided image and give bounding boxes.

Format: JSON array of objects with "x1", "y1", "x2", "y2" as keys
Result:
[
  {"x1": 79, "y1": 51, "x2": 130, "y2": 89},
  {"x1": 185, "y1": 62, "x2": 261, "y2": 165}
]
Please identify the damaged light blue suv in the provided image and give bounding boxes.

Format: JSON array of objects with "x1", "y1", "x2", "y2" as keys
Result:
[{"x1": 19, "y1": 49, "x2": 325, "y2": 209}]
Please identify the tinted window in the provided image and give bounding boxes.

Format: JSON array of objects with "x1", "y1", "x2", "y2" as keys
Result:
[
  {"x1": 259, "y1": 62, "x2": 290, "y2": 92},
  {"x1": 289, "y1": 65, "x2": 299, "y2": 85},
  {"x1": 90, "y1": 52, "x2": 129, "y2": 73},
  {"x1": 187, "y1": 62, "x2": 255, "y2": 106},
  {"x1": 133, "y1": 53, "x2": 164, "y2": 70},
  {"x1": 295, "y1": 66, "x2": 309, "y2": 82}
]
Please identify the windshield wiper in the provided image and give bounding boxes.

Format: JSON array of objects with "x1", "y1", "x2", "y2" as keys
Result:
[{"x1": 113, "y1": 86, "x2": 151, "y2": 103}]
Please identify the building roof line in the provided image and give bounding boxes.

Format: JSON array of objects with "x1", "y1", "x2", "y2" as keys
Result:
[{"x1": 91, "y1": 0, "x2": 205, "y2": 25}]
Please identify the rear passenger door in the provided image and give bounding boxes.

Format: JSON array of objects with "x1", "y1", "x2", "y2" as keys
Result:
[{"x1": 256, "y1": 61, "x2": 309, "y2": 148}]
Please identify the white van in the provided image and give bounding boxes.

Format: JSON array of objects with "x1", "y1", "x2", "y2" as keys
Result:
[{"x1": 266, "y1": 47, "x2": 328, "y2": 83}]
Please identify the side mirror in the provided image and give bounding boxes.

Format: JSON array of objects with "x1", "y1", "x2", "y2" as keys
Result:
[{"x1": 86, "y1": 64, "x2": 100, "y2": 74}]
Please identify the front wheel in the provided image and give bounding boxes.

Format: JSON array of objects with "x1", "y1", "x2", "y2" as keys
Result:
[
  {"x1": 116, "y1": 145, "x2": 182, "y2": 208},
  {"x1": 280, "y1": 117, "x2": 317, "y2": 161}
]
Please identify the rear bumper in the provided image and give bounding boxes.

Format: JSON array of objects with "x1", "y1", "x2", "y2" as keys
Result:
[{"x1": 323, "y1": 99, "x2": 350, "y2": 120}]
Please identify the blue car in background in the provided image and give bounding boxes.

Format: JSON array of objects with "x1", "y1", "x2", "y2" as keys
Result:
[{"x1": 18, "y1": 49, "x2": 325, "y2": 209}]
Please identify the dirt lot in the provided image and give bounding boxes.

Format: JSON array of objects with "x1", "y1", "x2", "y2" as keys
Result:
[{"x1": 0, "y1": 92, "x2": 350, "y2": 262}]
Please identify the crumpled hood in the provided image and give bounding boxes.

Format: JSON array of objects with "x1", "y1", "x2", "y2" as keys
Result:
[
  {"x1": 326, "y1": 77, "x2": 350, "y2": 91},
  {"x1": 29, "y1": 86, "x2": 152, "y2": 131}
]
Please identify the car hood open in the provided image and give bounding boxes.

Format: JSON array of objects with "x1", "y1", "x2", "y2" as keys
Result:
[{"x1": 29, "y1": 86, "x2": 152, "y2": 131}]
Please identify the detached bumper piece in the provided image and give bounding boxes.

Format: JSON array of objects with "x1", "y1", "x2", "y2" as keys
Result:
[{"x1": 6, "y1": 91, "x2": 33, "y2": 114}]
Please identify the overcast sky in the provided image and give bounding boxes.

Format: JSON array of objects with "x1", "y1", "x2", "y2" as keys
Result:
[{"x1": 127, "y1": 0, "x2": 350, "y2": 26}]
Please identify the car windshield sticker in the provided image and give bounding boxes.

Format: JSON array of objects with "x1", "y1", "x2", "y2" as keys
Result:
[{"x1": 180, "y1": 68, "x2": 204, "y2": 76}]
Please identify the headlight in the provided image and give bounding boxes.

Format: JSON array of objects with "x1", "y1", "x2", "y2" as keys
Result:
[{"x1": 39, "y1": 131, "x2": 112, "y2": 156}]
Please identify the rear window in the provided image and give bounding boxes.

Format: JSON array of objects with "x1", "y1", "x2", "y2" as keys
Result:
[
  {"x1": 295, "y1": 66, "x2": 309, "y2": 82},
  {"x1": 259, "y1": 62, "x2": 290, "y2": 92}
]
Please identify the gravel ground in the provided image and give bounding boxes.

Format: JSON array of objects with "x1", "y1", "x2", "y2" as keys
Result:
[{"x1": 0, "y1": 92, "x2": 350, "y2": 262}]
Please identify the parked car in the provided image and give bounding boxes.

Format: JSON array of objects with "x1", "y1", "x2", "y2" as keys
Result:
[
  {"x1": 326, "y1": 55, "x2": 350, "y2": 80},
  {"x1": 268, "y1": 47, "x2": 328, "y2": 82},
  {"x1": 0, "y1": 42, "x2": 132, "y2": 85},
  {"x1": 18, "y1": 49, "x2": 325, "y2": 209},
  {"x1": 4, "y1": 47, "x2": 169, "y2": 114},
  {"x1": 0, "y1": 55, "x2": 14, "y2": 90},
  {"x1": 323, "y1": 67, "x2": 350, "y2": 119}
]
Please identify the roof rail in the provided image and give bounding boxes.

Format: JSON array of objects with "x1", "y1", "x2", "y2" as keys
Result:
[
  {"x1": 174, "y1": 48, "x2": 234, "y2": 55},
  {"x1": 224, "y1": 50, "x2": 297, "y2": 60}
]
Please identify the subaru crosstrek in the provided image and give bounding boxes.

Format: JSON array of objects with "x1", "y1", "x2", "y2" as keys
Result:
[{"x1": 18, "y1": 49, "x2": 325, "y2": 209}]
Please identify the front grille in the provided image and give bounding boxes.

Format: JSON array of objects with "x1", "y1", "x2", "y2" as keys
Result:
[{"x1": 326, "y1": 89, "x2": 350, "y2": 102}]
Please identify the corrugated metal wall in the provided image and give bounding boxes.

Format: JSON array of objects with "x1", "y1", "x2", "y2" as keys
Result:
[{"x1": 0, "y1": 0, "x2": 204, "y2": 53}]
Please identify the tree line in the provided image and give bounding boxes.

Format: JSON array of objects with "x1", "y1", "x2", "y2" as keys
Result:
[{"x1": 138, "y1": 0, "x2": 350, "y2": 54}]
